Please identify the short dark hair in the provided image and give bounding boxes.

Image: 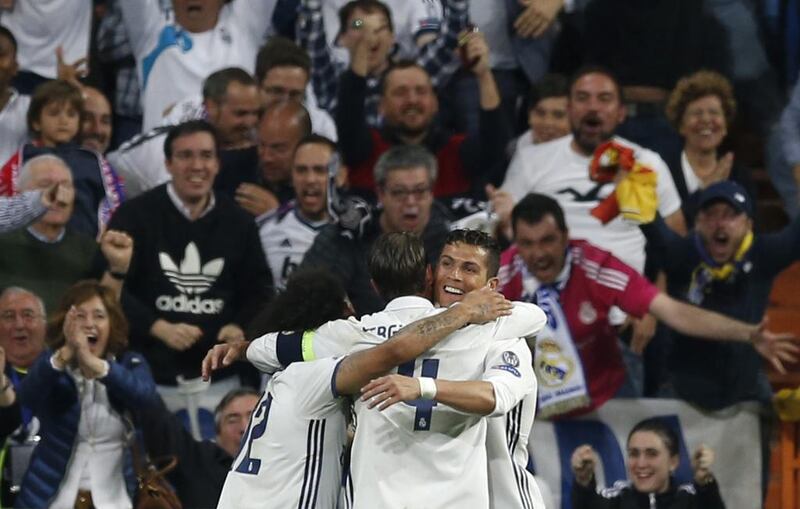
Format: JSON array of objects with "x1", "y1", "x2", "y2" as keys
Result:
[
  {"x1": 294, "y1": 133, "x2": 337, "y2": 158},
  {"x1": 255, "y1": 37, "x2": 311, "y2": 85},
  {"x1": 214, "y1": 387, "x2": 260, "y2": 432},
  {"x1": 202, "y1": 67, "x2": 257, "y2": 103},
  {"x1": 338, "y1": 0, "x2": 394, "y2": 40},
  {"x1": 247, "y1": 268, "x2": 348, "y2": 337},
  {"x1": 512, "y1": 193, "x2": 568, "y2": 235},
  {"x1": 568, "y1": 64, "x2": 622, "y2": 101},
  {"x1": 0, "y1": 26, "x2": 17, "y2": 54},
  {"x1": 382, "y1": 59, "x2": 429, "y2": 95},
  {"x1": 443, "y1": 229, "x2": 501, "y2": 278},
  {"x1": 163, "y1": 120, "x2": 220, "y2": 160},
  {"x1": 27, "y1": 80, "x2": 84, "y2": 135},
  {"x1": 369, "y1": 232, "x2": 428, "y2": 301},
  {"x1": 628, "y1": 417, "x2": 681, "y2": 458},
  {"x1": 528, "y1": 73, "x2": 568, "y2": 111}
]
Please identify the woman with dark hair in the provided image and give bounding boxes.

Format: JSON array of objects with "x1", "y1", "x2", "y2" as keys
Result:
[
  {"x1": 664, "y1": 70, "x2": 755, "y2": 227},
  {"x1": 14, "y1": 280, "x2": 157, "y2": 509},
  {"x1": 570, "y1": 417, "x2": 725, "y2": 508}
]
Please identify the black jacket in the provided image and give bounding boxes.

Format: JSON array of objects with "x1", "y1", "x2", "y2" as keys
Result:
[
  {"x1": 572, "y1": 478, "x2": 725, "y2": 509},
  {"x1": 301, "y1": 201, "x2": 452, "y2": 316},
  {"x1": 135, "y1": 397, "x2": 232, "y2": 509}
]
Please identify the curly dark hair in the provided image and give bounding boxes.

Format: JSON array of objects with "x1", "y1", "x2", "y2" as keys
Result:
[
  {"x1": 47, "y1": 280, "x2": 129, "y2": 358},
  {"x1": 665, "y1": 70, "x2": 737, "y2": 130},
  {"x1": 247, "y1": 268, "x2": 348, "y2": 337}
]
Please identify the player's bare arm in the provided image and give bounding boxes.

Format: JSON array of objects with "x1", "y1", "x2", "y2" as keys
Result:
[{"x1": 334, "y1": 287, "x2": 512, "y2": 395}]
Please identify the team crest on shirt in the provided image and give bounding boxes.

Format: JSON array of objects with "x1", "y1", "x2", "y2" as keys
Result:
[
  {"x1": 534, "y1": 339, "x2": 575, "y2": 387},
  {"x1": 578, "y1": 301, "x2": 597, "y2": 325},
  {"x1": 492, "y1": 350, "x2": 522, "y2": 377}
]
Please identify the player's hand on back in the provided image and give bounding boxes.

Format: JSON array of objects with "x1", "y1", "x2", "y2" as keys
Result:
[
  {"x1": 201, "y1": 341, "x2": 250, "y2": 381},
  {"x1": 360, "y1": 374, "x2": 420, "y2": 411},
  {"x1": 459, "y1": 286, "x2": 513, "y2": 324}
]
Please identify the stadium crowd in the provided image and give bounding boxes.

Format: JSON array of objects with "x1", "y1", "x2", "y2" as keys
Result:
[{"x1": 1, "y1": 0, "x2": 800, "y2": 508}]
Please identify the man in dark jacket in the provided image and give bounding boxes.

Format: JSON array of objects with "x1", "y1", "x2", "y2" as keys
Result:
[
  {"x1": 135, "y1": 388, "x2": 259, "y2": 509},
  {"x1": 301, "y1": 145, "x2": 451, "y2": 315}
]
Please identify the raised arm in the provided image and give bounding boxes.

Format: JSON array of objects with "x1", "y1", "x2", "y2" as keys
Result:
[
  {"x1": 334, "y1": 287, "x2": 512, "y2": 395},
  {"x1": 296, "y1": 0, "x2": 342, "y2": 113},
  {"x1": 649, "y1": 293, "x2": 800, "y2": 372}
]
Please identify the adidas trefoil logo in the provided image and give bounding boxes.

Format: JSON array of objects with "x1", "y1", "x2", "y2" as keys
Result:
[
  {"x1": 155, "y1": 243, "x2": 225, "y2": 316},
  {"x1": 159, "y1": 242, "x2": 224, "y2": 295}
]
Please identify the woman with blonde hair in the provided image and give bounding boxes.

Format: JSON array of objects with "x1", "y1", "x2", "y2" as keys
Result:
[{"x1": 14, "y1": 280, "x2": 157, "y2": 509}]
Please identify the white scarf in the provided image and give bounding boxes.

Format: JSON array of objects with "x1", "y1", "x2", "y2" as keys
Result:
[{"x1": 521, "y1": 255, "x2": 591, "y2": 418}]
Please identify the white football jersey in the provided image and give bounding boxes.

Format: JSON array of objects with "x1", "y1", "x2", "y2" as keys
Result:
[
  {"x1": 217, "y1": 357, "x2": 348, "y2": 509},
  {"x1": 486, "y1": 391, "x2": 546, "y2": 509},
  {"x1": 501, "y1": 135, "x2": 681, "y2": 273},
  {"x1": 244, "y1": 298, "x2": 545, "y2": 509},
  {"x1": 258, "y1": 204, "x2": 330, "y2": 290},
  {"x1": 330, "y1": 297, "x2": 544, "y2": 509},
  {"x1": 119, "y1": 0, "x2": 277, "y2": 130}
]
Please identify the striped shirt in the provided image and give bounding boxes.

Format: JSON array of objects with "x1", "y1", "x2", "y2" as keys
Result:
[
  {"x1": 0, "y1": 191, "x2": 45, "y2": 234},
  {"x1": 217, "y1": 357, "x2": 348, "y2": 509}
]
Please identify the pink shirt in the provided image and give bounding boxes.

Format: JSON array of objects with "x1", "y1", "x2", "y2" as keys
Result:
[{"x1": 498, "y1": 239, "x2": 659, "y2": 414}]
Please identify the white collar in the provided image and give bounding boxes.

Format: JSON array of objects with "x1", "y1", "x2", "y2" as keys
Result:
[
  {"x1": 26, "y1": 225, "x2": 66, "y2": 243},
  {"x1": 166, "y1": 183, "x2": 216, "y2": 220},
  {"x1": 383, "y1": 295, "x2": 434, "y2": 311}
]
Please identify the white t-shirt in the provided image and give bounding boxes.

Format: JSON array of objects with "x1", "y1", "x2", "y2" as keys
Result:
[
  {"x1": 258, "y1": 204, "x2": 330, "y2": 290},
  {"x1": 120, "y1": 0, "x2": 277, "y2": 130},
  {"x1": 0, "y1": 0, "x2": 91, "y2": 79},
  {"x1": 322, "y1": 0, "x2": 442, "y2": 66},
  {"x1": 501, "y1": 134, "x2": 682, "y2": 273},
  {"x1": 0, "y1": 90, "x2": 29, "y2": 165},
  {"x1": 680, "y1": 150, "x2": 702, "y2": 195},
  {"x1": 217, "y1": 357, "x2": 348, "y2": 509}
]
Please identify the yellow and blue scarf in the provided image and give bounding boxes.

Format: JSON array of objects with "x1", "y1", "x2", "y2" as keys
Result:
[{"x1": 687, "y1": 231, "x2": 753, "y2": 305}]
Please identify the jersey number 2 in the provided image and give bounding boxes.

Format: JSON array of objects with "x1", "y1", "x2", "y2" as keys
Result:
[
  {"x1": 235, "y1": 394, "x2": 273, "y2": 475},
  {"x1": 397, "y1": 358, "x2": 439, "y2": 431}
]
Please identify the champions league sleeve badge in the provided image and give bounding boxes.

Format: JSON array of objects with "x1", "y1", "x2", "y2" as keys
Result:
[{"x1": 492, "y1": 350, "x2": 522, "y2": 377}]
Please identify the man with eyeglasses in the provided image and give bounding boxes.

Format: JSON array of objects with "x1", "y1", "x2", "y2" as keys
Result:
[
  {"x1": 0, "y1": 286, "x2": 46, "y2": 507},
  {"x1": 302, "y1": 145, "x2": 452, "y2": 315}
]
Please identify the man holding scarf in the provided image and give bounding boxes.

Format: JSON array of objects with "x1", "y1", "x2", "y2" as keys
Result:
[{"x1": 497, "y1": 192, "x2": 798, "y2": 420}]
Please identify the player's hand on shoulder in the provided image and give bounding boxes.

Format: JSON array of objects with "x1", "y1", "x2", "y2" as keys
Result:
[
  {"x1": 459, "y1": 286, "x2": 513, "y2": 324},
  {"x1": 201, "y1": 340, "x2": 249, "y2": 381},
  {"x1": 360, "y1": 374, "x2": 420, "y2": 411}
]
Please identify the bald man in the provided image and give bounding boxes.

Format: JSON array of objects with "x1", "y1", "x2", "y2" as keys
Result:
[
  {"x1": 234, "y1": 101, "x2": 313, "y2": 217},
  {"x1": 80, "y1": 86, "x2": 113, "y2": 154}
]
